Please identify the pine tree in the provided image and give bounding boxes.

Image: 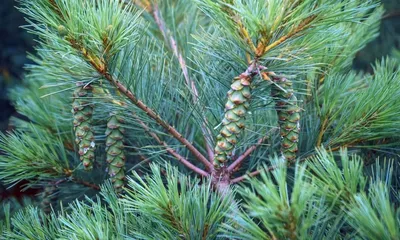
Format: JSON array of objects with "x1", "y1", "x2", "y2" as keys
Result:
[{"x1": 1, "y1": 0, "x2": 400, "y2": 239}]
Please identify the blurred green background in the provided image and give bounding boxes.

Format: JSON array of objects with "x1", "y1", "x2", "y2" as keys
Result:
[
  {"x1": 0, "y1": 0, "x2": 35, "y2": 201},
  {"x1": 0, "y1": 0, "x2": 399, "y2": 201}
]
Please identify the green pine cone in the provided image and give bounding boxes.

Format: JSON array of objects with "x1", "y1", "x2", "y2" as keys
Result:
[
  {"x1": 72, "y1": 85, "x2": 95, "y2": 170},
  {"x1": 271, "y1": 77, "x2": 300, "y2": 161},
  {"x1": 106, "y1": 113, "x2": 126, "y2": 192},
  {"x1": 214, "y1": 75, "x2": 252, "y2": 167}
]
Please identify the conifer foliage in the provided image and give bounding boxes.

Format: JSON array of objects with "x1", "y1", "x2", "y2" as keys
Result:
[{"x1": 0, "y1": 0, "x2": 400, "y2": 238}]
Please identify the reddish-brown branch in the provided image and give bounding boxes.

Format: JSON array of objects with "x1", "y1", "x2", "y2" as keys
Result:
[
  {"x1": 316, "y1": 117, "x2": 329, "y2": 147},
  {"x1": 54, "y1": 177, "x2": 100, "y2": 190},
  {"x1": 151, "y1": 3, "x2": 214, "y2": 160},
  {"x1": 73, "y1": 179, "x2": 100, "y2": 190},
  {"x1": 256, "y1": 15, "x2": 317, "y2": 57},
  {"x1": 231, "y1": 169, "x2": 261, "y2": 184},
  {"x1": 134, "y1": 114, "x2": 209, "y2": 177},
  {"x1": 48, "y1": 0, "x2": 65, "y2": 20},
  {"x1": 382, "y1": 11, "x2": 400, "y2": 20},
  {"x1": 227, "y1": 136, "x2": 267, "y2": 173},
  {"x1": 231, "y1": 145, "x2": 347, "y2": 183},
  {"x1": 205, "y1": 140, "x2": 214, "y2": 162},
  {"x1": 69, "y1": 39, "x2": 213, "y2": 171},
  {"x1": 107, "y1": 74, "x2": 213, "y2": 171},
  {"x1": 49, "y1": 0, "x2": 212, "y2": 171},
  {"x1": 221, "y1": 3, "x2": 257, "y2": 54},
  {"x1": 73, "y1": 178, "x2": 101, "y2": 190},
  {"x1": 151, "y1": 3, "x2": 196, "y2": 99},
  {"x1": 151, "y1": 3, "x2": 169, "y2": 47},
  {"x1": 231, "y1": 162, "x2": 281, "y2": 184}
]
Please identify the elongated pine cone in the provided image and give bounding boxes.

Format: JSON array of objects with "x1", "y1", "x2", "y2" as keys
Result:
[
  {"x1": 105, "y1": 113, "x2": 126, "y2": 191},
  {"x1": 271, "y1": 76, "x2": 300, "y2": 161},
  {"x1": 214, "y1": 75, "x2": 253, "y2": 167},
  {"x1": 72, "y1": 84, "x2": 95, "y2": 170}
]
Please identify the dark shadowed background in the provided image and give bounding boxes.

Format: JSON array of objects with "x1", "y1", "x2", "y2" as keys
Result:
[{"x1": 0, "y1": 0, "x2": 35, "y2": 132}]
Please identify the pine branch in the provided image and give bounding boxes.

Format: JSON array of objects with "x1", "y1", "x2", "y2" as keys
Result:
[
  {"x1": 231, "y1": 160, "x2": 291, "y2": 184},
  {"x1": 256, "y1": 15, "x2": 317, "y2": 57},
  {"x1": 105, "y1": 71, "x2": 212, "y2": 171},
  {"x1": 63, "y1": 34, "x2": 213, "y2": 171},
  {"x1": 231, "y1": 144, "x2": 359, "y2": 184},
  {"x1": 235, "y1": 17, "x2": 257, "y2": 55},
  {"x1": 54, "y1": 177, "x2": 101, "y2": 191},
  {"x1": 151, "y1": 3, "x2": 169, "y2": 46},
  {"x1": 382, "y1": 10, "x2": 400, "y2": 20},
  {"x1": 162, "y1": 201, "x2": 187, "y2": 238},
  {"x1": 316, "y1": 117, "x2": 329, "y2": 147},
  {"x1": 37, "y1": 3, "x2": 210, "y2": 172},
  {"x1": 231, "y1": 169, "x2": 261, "y2": 184},
  {"x1": 133, "y1": 113, "x2": 209, "y2": 177},
  {"x1": 144, "y1": 2, "x2": 195, "y2": 92},
  {"x1": 124, "y1": 164, "x2": 233, "y2": 239},
  {"x1": 221, "y1": 2, "x2": 257, "y2": 56},
  {"x1": 231, "y1": 152, "x2": 316, "y2": 183},
  {"x1": 48, "y1": 0, "x2": 65, "y2": 20},
  {"x1": 227, "y1": 136, "x2": 267, "y2": 173},
  {"x1": 72, "y1": 178, "x2": 100, "y2": 191},
  {"x1": 149, "y1": 2, "x2": 214, "y2": 161},
  {"x1": 328, "y1": 140, "x2": 362, "y2": 152}
]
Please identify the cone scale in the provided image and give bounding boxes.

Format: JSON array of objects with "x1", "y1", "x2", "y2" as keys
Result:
[
  {"x1": 271, "y1": 76, "x2": 300, "y2": 161},
  {"x1": 213, "y1": 64, "x2": 259, "y2": 167},
  {"x1": 72, "y1": 84, "x2": 95, "y2": 170},
  {"x1": 105, "y1": 112, "x2": 126, "y2": 191}
]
